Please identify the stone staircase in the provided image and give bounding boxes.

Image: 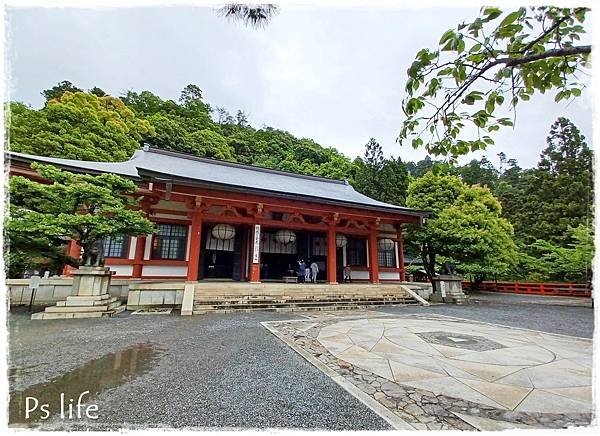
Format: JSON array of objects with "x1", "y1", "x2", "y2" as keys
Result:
[
  {"x1": 31, "y1": 293, "x2": 126, "y2": 320},
  {"x1": 192, "y1": 283, "x2": 427, "y2": 315}
]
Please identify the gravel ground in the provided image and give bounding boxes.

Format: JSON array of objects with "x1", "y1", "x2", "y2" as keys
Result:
[
  {"x1": 377, "y1": 292, "x2": 594, "y2": 338},
  {"x1": 8, "y1": 292, "x2": 594, "y2": 430},
  {"x1": 8, "y1": 308, "x2": 391, "y2": 430}
]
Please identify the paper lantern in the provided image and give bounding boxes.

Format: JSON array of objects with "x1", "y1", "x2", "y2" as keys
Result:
[
  {"x1": 336, "y1": 234, "x2": 348, "y2": 248},
  {"x1": 275, "y1": 229, "x2": 296, "y2": 245},
  {"x1": 378, "y1": 238, "x2": 395, "y2": 252},
  {"x1": 211, "y1": 223, "x2": 236, "y2": 240}
]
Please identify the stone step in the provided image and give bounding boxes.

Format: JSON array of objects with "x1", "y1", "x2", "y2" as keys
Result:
[
  {"x1": 194, "y1": 291, "x2": 413, "y2": 297},
  {"x1": 193, "y1": 297, "x2": 415, "y2": 303},
  {"x1": 32, "y1": 311, "x2": 105, "y2": 320},
  {"x1": 45, "y1": 305, "x2": 110, "y2": 313},
  {"x1": 60, "y1": 297, "x2": 117, "y2": 307},
  {"x1": 33, "y1": 303, "x2": 125, "y2": 319},
  {"x1": 109, "y1": 305, "x2": 126, "y2": 316},
  {"x1": 193, "y1": 299, "x2": 418, "y2": 312},
  {"x1": 194, "y1": 293, "x2": 411, "y2": 300},
  {"x1": 66, "y1": 294, "x2": 111, "y2": 302},
  {"x1": 192, "y1": 301, "x2": 417, "y2": 315},
  {"x1": 193, "y1": 305, "x2": 364, "y2": 314}
]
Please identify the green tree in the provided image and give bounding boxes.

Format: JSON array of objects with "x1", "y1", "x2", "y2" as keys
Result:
[
  {"x1": 399, "y1": 7, "x2": 591, "y2": 159},
  {"x1": 458, "y1": 157, "x2": 499, "y2": 188},
  {"x1": 353, "y1": 138, "x2": 409, "y2": 206},
  {"x1": 514, "y1": 118, "x2": 593, "y2": 246},
  {"x1": 517, "y1": 225, "x2": 593, "y2": 283},
  {"x1": 89, "y1": 86, "x2": 107, "y2": 97},
  {"x1": 10, "y1": 84, "x2": 357, "y2": 182},
  {"x1": 42, "y1": 80, "x2": 82, "y2": 102},
  {"x1": 406, "y1": 172, "x2": 516, "y2": 283},
  {"x1": 6, "y1": 164, "x2": 155, "y2": 273},
  {"x1": 186, "y1": 129, "x2": 236, "y2": 161},
  {"x1": 8, "y1": 92, "x2": 154, "y2": 161}
]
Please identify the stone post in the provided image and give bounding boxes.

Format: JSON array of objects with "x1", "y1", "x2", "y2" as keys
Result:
[{"x1": 431, "y1": 274, "x2": 468, "y2": 304}]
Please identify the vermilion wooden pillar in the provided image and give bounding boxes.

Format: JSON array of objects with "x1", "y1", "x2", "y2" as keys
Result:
[
  {"x1": 327, "y1": 224, "x2": 337, "y2": 284},
  {"x1": 249, "y1": 223, "x2": 261, "y2": 283},
  {"x1": 62, "y1": 240, "x2": 81, "y2": 276},
  {"x1": 131, "y1": 235, "x2": 146, "y2": 279},
  {"x1": 397, "y1": 225, "x2": 406, "y2": 282},
  {"x1": 186, "y1": 209, "x2": 203, "y2": 281},
  {"x1": 368, "y1": 227, "x2": 380, "y2": 284}
]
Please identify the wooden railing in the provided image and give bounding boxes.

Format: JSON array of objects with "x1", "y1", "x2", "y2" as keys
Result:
[{"x1": 462, "y1": 281, "x2": 592, "y2": 298}]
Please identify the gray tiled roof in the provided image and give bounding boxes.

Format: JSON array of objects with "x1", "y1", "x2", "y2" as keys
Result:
[{"x1": 6, "y1": 148, "x2": 429, "y2": 217}]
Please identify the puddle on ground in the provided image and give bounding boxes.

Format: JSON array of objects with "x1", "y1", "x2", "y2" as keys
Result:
[{"x1": 9, "y1": 343, "x2": 161, "y2": 426}]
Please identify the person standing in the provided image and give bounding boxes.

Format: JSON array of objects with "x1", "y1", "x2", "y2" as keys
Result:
[
  {"x1": 343, "y1": 264, "x2": 352, "y2": 283},
  {"x1": 298, "y1": 259, "x2": 306, "y2": 283},
  {"x1": 304, "y1": 259, "x2": 312, "y2": 283},
  {"x1": 310, "y1": 260, "x2": 319, "y2": 283}
]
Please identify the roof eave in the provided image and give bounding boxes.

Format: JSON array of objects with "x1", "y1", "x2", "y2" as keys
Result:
[
  {"x1": 138, "y1": 169, "x2": 431, "y2": 220},
  {"x1": 5, "y1": 152, "x2": 142, "y2": 180}
]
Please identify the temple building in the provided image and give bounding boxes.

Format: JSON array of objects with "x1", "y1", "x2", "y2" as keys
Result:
[{"x1": 7, "y1": 148, "x2": 429, "y2": 284}]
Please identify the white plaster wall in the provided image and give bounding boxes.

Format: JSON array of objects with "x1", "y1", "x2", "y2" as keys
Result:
[
  {"x1": 380, "y1": 271, "x2": 400, "y2": 280},
  {"x1": 128, "y1": 237, "x2": 137, "y2": 260},
  {"x1": 108, "y1": 265, "x2": 133, "y2": 277},
  {"x1": 142, "y1": 265, "x2": 188, "y2": 277},
  {"x1": 186, "y1": 226, "x2": 192, "y2": 261},
  {"x1": 153, "y1": 212, "x2": 190, "y2": 221},
  {"x1": 351, "y1": 270, "x2": 370, "y2": 280},
  {"x1": 144, "y1": 234, "x2": 153, "y2": 260}
]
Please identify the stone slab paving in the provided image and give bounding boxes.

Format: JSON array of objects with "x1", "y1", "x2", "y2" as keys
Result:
[{"x1": 263, "y1": 311, "x2": 593, "y2": 430}]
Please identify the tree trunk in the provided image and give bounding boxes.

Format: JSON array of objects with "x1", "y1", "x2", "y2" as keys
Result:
[{"x1": 421, "y1": 241, "x2": 436, "y2": 283}]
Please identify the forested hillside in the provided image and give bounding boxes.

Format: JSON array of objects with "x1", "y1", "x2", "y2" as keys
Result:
[
  {"x1": 6, "y1": 82, "x2": 593, "y2": 283},
  {"x1": 9, "y1": 82, "x2": 355, "y2": 180}
]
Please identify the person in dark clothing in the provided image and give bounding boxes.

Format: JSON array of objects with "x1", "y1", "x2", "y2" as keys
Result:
[{"x1": 298, "y1": 260, "x2": 307, "y2": 283}]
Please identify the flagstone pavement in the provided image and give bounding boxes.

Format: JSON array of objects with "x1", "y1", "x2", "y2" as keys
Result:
[
  {"x1": 317, "y1": 316, "x2": 592, "y2": 414},
  {"x1": 264, "y1": 312, "x2": 593, "y2": 430}
]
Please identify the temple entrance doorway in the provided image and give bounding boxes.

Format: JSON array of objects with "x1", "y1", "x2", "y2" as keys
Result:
[
  {"x1": 260, "y1": 230, "x2": 327, "y2": 282},
  {"x1": 200, "y1": 224, "x2": 246, "y2": 280}
]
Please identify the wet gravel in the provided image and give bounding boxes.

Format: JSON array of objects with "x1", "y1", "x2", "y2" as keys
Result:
[
  {"x1": 378, "y1": 292, "x2": 594, "y2": 338},
  {"x1": 8, "y1": 292, "x2": 594, "y2": 430},
  {"x1": 8, "y1": 308, "x2": 391, "y2": 430}
]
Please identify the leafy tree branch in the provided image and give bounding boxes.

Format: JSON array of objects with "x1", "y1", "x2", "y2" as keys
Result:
[{"x1": 399, "y1": 6, "x2": 591, "y2": 160}]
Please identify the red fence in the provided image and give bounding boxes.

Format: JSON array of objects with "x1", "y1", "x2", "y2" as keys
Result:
[{"x1": 462, "y1": 281, "x2": 592, "y2": 298}]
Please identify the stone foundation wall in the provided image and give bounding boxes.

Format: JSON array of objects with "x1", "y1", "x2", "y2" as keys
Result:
[
  {"x1": 7, "y1": 278, "x2": 132, "y2": 306},
  {"x1": 126, "y1": 282, "x2": 186, "y2": 310},
  {"x1": 404, "y1": 283, "x2": 433, "y2": 301}
]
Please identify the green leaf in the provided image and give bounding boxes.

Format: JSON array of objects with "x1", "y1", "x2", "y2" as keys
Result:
[
  {"x1": 439, "y1": 29, "x2": 455, "y2": 44},
  {"x1": 482, "y1": 7, "x2": 502, "y2": 21},
  {"x1": 500, "y1": 11, "x2": 521, "y2": 27}
]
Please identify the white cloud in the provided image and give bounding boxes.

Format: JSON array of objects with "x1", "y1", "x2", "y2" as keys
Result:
[{"x1": 5, "y1": 5, "x2": 593, "y2": 168}]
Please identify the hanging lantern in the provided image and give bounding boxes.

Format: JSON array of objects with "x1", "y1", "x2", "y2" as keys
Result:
[
  {"x1": 336, "y1": 234, "x2": 348, "y2": 248},
  {"x1": 378, "y1": 238, "x2": 395, "y2": 252},
  {"x1": 212, "y1": 223, "x2": 236, "y2": 240},
  {"x1": 275, "y1": 229, "x2": 296, "y2": 245}
]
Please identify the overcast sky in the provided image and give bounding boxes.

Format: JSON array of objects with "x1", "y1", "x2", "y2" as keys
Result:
[{"x1": 5, "y1": 5, "x2": 593, "y2": 168}]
